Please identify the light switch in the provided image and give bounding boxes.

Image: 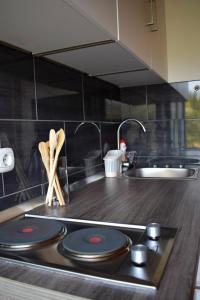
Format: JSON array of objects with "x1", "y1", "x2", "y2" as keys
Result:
[{"x1": 0, "y1": 148, "x2": 15, "y2": 173}]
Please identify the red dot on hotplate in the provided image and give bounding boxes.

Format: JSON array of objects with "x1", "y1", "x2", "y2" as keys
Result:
[
  {"x1": 88, "y1": 236, "x2": 103, "y2": 244},
  {"x1": 21, "y1": 227, "x2": 34, "y2": 233}
]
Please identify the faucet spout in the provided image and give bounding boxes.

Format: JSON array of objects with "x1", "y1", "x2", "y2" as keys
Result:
[{"x1": 117, "y1": 118, "x2": 146, "y2": 149}]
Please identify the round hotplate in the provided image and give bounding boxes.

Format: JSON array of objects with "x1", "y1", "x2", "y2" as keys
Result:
[
  {"x1": 0, "y1": 218, "x2": 66, "y2": 251},
  {"x1": 58, "y1": 227, "x2": 131, "y2": 262}
]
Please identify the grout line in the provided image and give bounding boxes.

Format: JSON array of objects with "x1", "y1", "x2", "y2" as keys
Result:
[
  {"x1": 63, "y1": 121, "x2": 68, "y2": 163},
  {"x1": 63, "y1": 121, "x2": 70, "y2": 192},
  {"x1": 68, "y1": 163, "x2": 104, "y2": 176},
  {"x1": 1, "y1": 174, "x2": 5, "y2": 196},
  {"x1": 0, "y1": 184, "x2": 43, "y2": 199},
  {"x1": 99, "y1": 123, "x2": 103, "y2": 160},
  {"x1": 41, "y1": 184, "x2": 46, "y2": 196},
  {"x1": 82, "y1": 75, "x2": 86, "y2": 121},
  {"x1": 0, "y1": 118, "x2": 120, "y2": 124},
  {"x1": 145, "y1": 85, "x2": 149, "y2": 121},
  {"x1": 32, "y1": 57, "x2": 38, "y2": 120},
  {"x1": 1, "y1": 117, "x2": 199, "y2": 123}
]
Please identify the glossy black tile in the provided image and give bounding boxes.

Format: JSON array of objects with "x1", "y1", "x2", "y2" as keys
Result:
[
  {"x1": 170, "y1": 80, "x2": 200, "y2": 119},
  {"x1": 178, "y1": 119, "x2": 200, "y2": 156},
  {"x1": 120, "y1": 86, "x2": 147, "y2": 120},
  {"x1": 34, "y1": 58, "x2": 83, "y2": 120},
  {"x1": 83, "y1": 76, "x2": 113, "y2": 121},
  {"x1": 0, "y1": 185, "x2": 42, "y2": 212},
  {"x1": 0, "y1": 120, "x2": 64, "y2": 195},
  {"x1": 145, "y1": 121, "x2": 179, "y2": 156},
  {"x1": 119, "y1": 120, "x2": 178, "y2": 156},
  {"x1": 111, "y1": 100, "x2": 122, "y2": 122},
  {"x1": 100, "y1": 123, "x2": 119, "y2": 157},
  {"x1": 147, "y1": 83, "x2": 184, "y2": 120},
  {"x1": 0, "y1": 43, "x2": 36, "y2": 119},
  {"x1": 0, "y1": 175, "x2": 3, "y2": 197},
  {"x1": 119, "y1": 121, "x2": 149, "y2": 156},
  {"x1": 68, "y1": 165, "x2": 103, "y2": 192},
  {"x1": 65, "y1": 121, "x2": 101, "y2": 174},
  {"x1": 145, "y1": 156, "x2": 200, "y2": 168},
  {"x1": 111, "y1": 86, "x2": 123, "y2": 122}
]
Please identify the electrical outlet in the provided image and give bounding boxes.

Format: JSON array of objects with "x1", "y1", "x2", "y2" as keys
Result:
[{"x1": 0, "y1": 148, "x2": 15, "y2": 173}]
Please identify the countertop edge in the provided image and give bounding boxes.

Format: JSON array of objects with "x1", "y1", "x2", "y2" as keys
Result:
[
  {"x1": 0, "y1": 275, "x2": 90, "y2": 300},
  {"x1": 0, "y1": 196, "x2": 44, "y2": 224}
]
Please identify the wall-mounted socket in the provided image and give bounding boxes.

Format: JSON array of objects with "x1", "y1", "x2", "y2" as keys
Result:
[{"x1": 0, "y1": 148, "x2": 15, "y2": 173}]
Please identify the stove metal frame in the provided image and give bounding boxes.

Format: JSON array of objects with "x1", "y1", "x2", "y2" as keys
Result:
[{"x1": 0, "y1": 215, "x2": 178, "y2": 290}]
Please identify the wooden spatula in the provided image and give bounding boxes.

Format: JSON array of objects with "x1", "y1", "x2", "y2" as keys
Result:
[
  {"x1": 39, "y1": 141, "x2": 65, "y2": 206},
  {"x1": 46, "y1": 141, "x2": 65, "y2": 206},
  {"x1": 46, "y1": 129, "x2": 65, "y2": 205},
  {"x1": 47, "y1": 130, "x2": 57, "y2": 205}
]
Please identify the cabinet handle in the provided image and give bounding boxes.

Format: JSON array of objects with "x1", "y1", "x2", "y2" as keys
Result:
[
  {"x1": 146, "y1": 0, "x2": 158, "y2": 31},
  {"x1": 146, "y1": 0, "x2": 154, "y2": 26}
]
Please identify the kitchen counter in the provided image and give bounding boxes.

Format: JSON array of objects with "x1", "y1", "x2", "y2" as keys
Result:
[{"x1": 0, "y1": 176, "x2": 200, "y2": 300}]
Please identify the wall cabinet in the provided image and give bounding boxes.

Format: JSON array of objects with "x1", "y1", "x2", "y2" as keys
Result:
[
  {"x1": 150, "y1": 0, "x2": 167, "y2": 79},
  {"x1": 65, "y1": 0, "x2": 200, "y2": 83},
  {"x1": 45, "y1": 0, "x2": 166, "y2": 86},
  {"x1": 64, "y1": 0, "x2": 118, "y2": 40},
  {"x1": 0, "y1": 0, "x2": 112, "y2": 53},
  {"x1": 117, "y1": 0, "x2": 151, "y2": 70},
  {"x1": 0, "y1": 0, "x2": 167, "y2": 86},
  {"x1": 63, "y1": 0, "x2": 167, "y2": 82},
  {"x1": 0, "y1": 0, "x2": 199, "y2": 84},
  {"x1": 117, "y1": 0, "x2": 167, "y2": 80},
  {"x1": 66, "y1": 0, "x2": 167, "y2": 80}
]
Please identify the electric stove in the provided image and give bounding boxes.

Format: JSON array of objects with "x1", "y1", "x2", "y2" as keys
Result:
[{"x1": 0, "y1": 216, "x2": 178, "y2": 289}]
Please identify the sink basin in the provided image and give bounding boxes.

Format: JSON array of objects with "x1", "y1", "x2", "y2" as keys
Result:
[{"x1": 124, "y1": 167, "x2": 198, "y2": 179}]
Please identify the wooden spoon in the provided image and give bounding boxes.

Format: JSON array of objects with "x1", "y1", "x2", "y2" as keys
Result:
[
  {"x1": 39, "y1": 141, "x2": 65, "y2": 206},
  {"x1": 46, "y1": 129, "x2": 65, "y2": 204},
  {"x1": 47, "y1": 129, "x2": 57, "y2": 205},
  {"x1": 46, "y1": 141, "x2": 65, "y2": 206}
]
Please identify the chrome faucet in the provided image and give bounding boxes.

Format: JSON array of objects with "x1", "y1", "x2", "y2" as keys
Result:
[{"x1": 117, "y1": 118, "x2": 146, "y2": 150}]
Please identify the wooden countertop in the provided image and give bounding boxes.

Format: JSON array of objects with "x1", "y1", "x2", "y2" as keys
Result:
[{"x1": 0, "y1": 176, "x2": 200, "y2": 300}]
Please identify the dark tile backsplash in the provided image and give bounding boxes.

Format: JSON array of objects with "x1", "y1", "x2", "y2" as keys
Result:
[
  {"x1": 147, "y1": 83, "x2": 184, "y2": 120},
  {"x1": 0, "y1": 44, "x2": 36, "y2": 120},
  {"x1": 0, "y1": 120, "x2": 63, "y2": 196},
  {"x1": 35, "y1": 58, "x2": 84, "y2": 121},
  {"x1": 0, "y1": 43, "x2": 119, "y2": 211},
  {"x1": 65, "y1": 121, "x2": 101, "y2": 170},
  {"x1": 120, "y1": 86, "x2": 147, "y2": 121},
  {"x1": 0, "y1": 42, "x2": 200, "y2": 211},
  {"x1": 0, "y1": 175, "x2": 3, "y2": 197},
  {"x1": 100, "y1": 123, "x2": 118, "y2": 157},
  {"x1": 83, "y1": 76, "x2": 113, "y2": 121},
  {"x1": 0, "y1": 186, "x2": 42, "y2": 211}
]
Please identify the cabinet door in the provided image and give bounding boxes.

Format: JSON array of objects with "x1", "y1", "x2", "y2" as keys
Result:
[
  {"x1": 117, "y1": 0, "x2": 151, "y2": 67},
  {"x1": 151, "y1": 0, "x2": 167, "y2": 80},
  {"x1": 0, "y1": 0, "x2": 111, "y2": 53},
  {"x1": 165, "y1": 0, "x2": 200, "y2": 82},
  {"x1": 46, "y1": 42, "x2": 145, "y2": 76},
  {"x1": 64, "y1": 0, "x2": 118, "y2": 39}
]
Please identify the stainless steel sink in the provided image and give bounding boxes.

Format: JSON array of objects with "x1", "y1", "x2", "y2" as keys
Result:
[{"x1": 124, "y1": 167, "x2": 199, "y2": 179}]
